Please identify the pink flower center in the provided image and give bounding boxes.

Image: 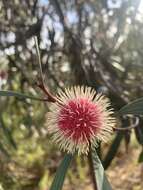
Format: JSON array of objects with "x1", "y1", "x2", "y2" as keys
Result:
[{"x1": 58, "y1": 98, "x2": 103, "y2": 143}]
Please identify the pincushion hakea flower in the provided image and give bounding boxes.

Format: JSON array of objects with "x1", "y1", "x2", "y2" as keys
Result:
[{"x1": 46, "y1": 86, "x2": 115, "y2": 155}]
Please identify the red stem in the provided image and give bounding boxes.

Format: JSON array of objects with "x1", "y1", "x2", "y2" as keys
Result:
[{"x1": 36, "y1": 82, "x2": 57, "y2": 103}]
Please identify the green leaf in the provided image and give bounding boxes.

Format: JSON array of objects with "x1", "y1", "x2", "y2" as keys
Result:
[
  {"x1": 103, "y1": 131, "x2": 124, "y2": 169},
  {"x1": 0, "y1": 90, "x2": 44, "y2": 101},
  {"x1": 135, "y1": 125, "x2": 143, "y2": 145},
  {"x1": 91, "y1": 149, "x2": 112, "y2": 190},
  {"x1": 0, "y1": 141, "x2": 10, "y2": 158},
  {"x1": 50, "y1": 154, "x2": 73, "y2": 190},
  {"x1": 0, "y1": 116, "x2": 17, "y2": 149},
  {"x1": 138, "y1": 150, "x2": 143, "y2": 163},
  {"x1": 118, "y1": 97, "x2": 143, "y2": 115}
]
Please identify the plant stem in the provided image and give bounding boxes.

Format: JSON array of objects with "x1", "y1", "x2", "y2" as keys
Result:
[
  {"x1": 34, "y1": 36, "x2": 58, "y2": 103},
  {"x1": 34, "y1": 36, "x2": 45, "y2": 85},
  {"x1": 113, "y1": 117, "x2": 139, "y2": 131}
]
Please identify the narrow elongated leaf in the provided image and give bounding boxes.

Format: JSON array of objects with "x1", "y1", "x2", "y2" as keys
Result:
[
  {"x1": 138, "y1": 150, "x2": 143, "y2": 163},
  {"x1": 0, "y1": 141, "x2": 10, "y2": 158},
  {"x1": 0, "y1": 116, "x2": 16, "y2": 149},
  {"x1": 0, "y1": 90, "x2": 44, "y2": 101},
  {"x1": 118, "y1": 97, "x2": 143, "y2": 115},
  {"x1": 103, "y1": 131, "x2": 123, "y2": 169},
  {"x1": 91, "y1": 149, "x2": 112, "y2": 190},
  {"x1": 135, "y1": 125, "x2": 143, "y2": 145},
  {"x1": 50, "y1": 154, "x2": 73, "y2": 190}
]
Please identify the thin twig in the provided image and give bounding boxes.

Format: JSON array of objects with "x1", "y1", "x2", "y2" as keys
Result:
[
  {"x1": 34, "y1": 36, "x2": 45, "y2": 85},
  {"x1": 34, "y1": 36, "x2": 58, "y2": 103},
  {"x1": 113, "y1": 117, "x2": 139, "y2": 131},
  {"x1": 36, "y1": 83, "x2": 57, "y2": 102}
]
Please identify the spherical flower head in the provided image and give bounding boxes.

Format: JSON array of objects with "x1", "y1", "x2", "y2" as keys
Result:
[{"x1": 46, "y1": 86, "x2": 115, "y2": 155}]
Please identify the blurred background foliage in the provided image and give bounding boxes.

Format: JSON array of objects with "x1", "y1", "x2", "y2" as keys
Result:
[{"x1": 0, "y1": 0, "x2": 143, "y2": 189}]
